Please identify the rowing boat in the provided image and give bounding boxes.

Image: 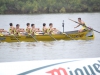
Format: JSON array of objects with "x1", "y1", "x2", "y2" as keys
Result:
[{"x1": 0, "y1": 30, "x2": 94, "y2": 42}]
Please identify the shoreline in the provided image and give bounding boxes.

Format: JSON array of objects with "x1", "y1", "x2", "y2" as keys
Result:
[{"x1": 0, "y1": 12, "x2": 100, "y2": 15}]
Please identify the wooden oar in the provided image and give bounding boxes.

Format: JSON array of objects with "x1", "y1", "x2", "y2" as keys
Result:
[
  {"x1": 13, "y1": 35, "x2": 20, "y2": 42},
  {"x1": 69, "y1": 18, "x2": 100, "y2": 33},
  {"x1": 43, "y1": 31, "x2": 57, "y2": 41},
  {"x1": 62, "y1": 20, "x2": 75, "y2": 40},
  {"x1": 30, "y1": 34, "x2": 38, "y2": 42},
  {"x1": 25, "y1": 31, "x2": 38, "y2": 42},
  {"x1": 48, "y1": 34, "x2": 57, "y2": 41},
  {"x1": 7, "y1": 32, "x2": 20, "y2": 42},
  {"x1": 9, "y1": 33, "x2": 20, "y2": 42},
  {"x1": 65, "y1": 33, "x2": 75, "y2": 40}
]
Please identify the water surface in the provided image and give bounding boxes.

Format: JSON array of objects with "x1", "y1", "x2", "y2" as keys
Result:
[{"x1": 0, "y1": 13, "x2": 100, "y2": 62}]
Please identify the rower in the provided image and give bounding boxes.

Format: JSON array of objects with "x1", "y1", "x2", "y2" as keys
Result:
[
  {"x1": 48, "y1": 23, "x2": 61, "y2": 34},
  {"x1": 9, "y1": 23, "x2": 15, "y2": 35},
  {"x1": 14, "y1": 24, "x2": 25, "y2": 36},
  {"x1": 30, "y1": 24, "x2": 41, "y2": 35},
  {"x1": 26, "y1": 23, "x2": 31, "y2": 35},
  {"x1": 31, "y1": 24, "x2": 43, "y2": 35},
  {"x1": 33, "y1": 24, "x2": 41, "y2": 32},
  {"x1": 42, "y1": 23, "x2": 48, "y2": 34},
  {"x1": 19, "y1": 28, "x2": 25, "y2": 35},
  {"x1": 0, "y1": 29, "x2": 8, "y2": 36},
  {"x1": 74, "y1": 18, "x2": 89, "y2": 32},
  {"x1": 0, "y1": 29, "x2": 4, "y2": 36},
  {"x1": 30, "y1": 24, "x2": 36, "y2": 35}
]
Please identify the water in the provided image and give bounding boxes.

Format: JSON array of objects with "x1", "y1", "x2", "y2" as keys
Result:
[{"x1": 0, "y1": 13, "x2": 100, "y2": 62}]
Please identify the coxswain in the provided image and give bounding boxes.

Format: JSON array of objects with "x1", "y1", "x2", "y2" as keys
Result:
[{"x1": 74, "y1": 18, "x2": 89, "y2": 32}]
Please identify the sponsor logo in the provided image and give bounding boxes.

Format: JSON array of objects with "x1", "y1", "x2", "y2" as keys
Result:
[
  {"x1": 47, "y1": 60, "x2": 100, "y2": 75},
  {"x1": 18, "y1": 60, "x2": 100, "y2": 75},
  {"x1": 70, "y1": 34, "x2": 84, "y2": 38}
]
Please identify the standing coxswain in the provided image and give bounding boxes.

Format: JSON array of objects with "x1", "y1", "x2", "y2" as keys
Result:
[{"x1": 74, "y1": 18, "x2": 89, "y2": 32}]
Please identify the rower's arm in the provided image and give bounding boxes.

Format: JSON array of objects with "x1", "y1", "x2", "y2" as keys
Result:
[
  {"x1": 0, "y1": 30, "x2": 7, "y2": 32},
  {"x1": 74, "y1": 21, "x2": 85, "y2": 28},
  {"x1": 0, "y1": 29, "x2": 4, "y2": 30},
  {"x1": 74, "y1": 24, "x2": 80, "y2": 28}
]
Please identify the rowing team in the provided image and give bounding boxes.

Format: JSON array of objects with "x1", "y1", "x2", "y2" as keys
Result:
[{"x1": 0, "y1": 23, "x2": 61, "y2": 36}]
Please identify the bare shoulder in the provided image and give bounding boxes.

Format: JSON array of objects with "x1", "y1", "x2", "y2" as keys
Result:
[
  {"x1": 81, "y1": 20, "x2": 85, "y2": 25},
  {"x1": 13, "y1": 27, "x2": 15, "y2": 28}
]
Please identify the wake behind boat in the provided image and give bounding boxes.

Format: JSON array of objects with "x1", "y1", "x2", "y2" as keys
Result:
[{"x1": 0, "y1": 30, "x2": 94, "y2": 42}]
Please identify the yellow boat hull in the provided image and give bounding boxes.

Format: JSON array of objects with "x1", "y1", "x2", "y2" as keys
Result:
[{"x1": 0, "y1": 30, "x2": 94, "y2": 42}]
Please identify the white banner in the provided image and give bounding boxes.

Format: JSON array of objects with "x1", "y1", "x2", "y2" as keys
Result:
[{"x1": 0, "y1": 58, "x2": 100, "y2": 75}]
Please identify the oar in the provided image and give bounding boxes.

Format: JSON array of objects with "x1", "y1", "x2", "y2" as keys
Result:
[
  {"x1": 30, "y1": 34, "x2": 38, "y2": 42},
  {"x1": 69, "y1": 18, "x2": 100, "y2": 33},
  {"x1": 8, "y1": 32, "x2": 20, "y2": 42},
  {"x1": 43, "y1": 30, "x2": 57, "y2": 41},
  {"x1": 65, "y1": 33, "x2": 75, "y2": 40},
  {"x1": 62, "y1": 20, "x2": 75, "y2": 40},
  {"x1": 13, "y1": 35, "x2": 20, "y2": 42},
  {"x1": 48, "y1": 34, "x2": 57, "y2": 41},
  {"x1": 25, "y1": 32, "x2": 38, "y2": 42}
]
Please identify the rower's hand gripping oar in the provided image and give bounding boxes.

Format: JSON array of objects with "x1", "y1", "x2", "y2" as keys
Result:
[{"x1": 69, "y1": 18, "x2": 100, "y2": 33}]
